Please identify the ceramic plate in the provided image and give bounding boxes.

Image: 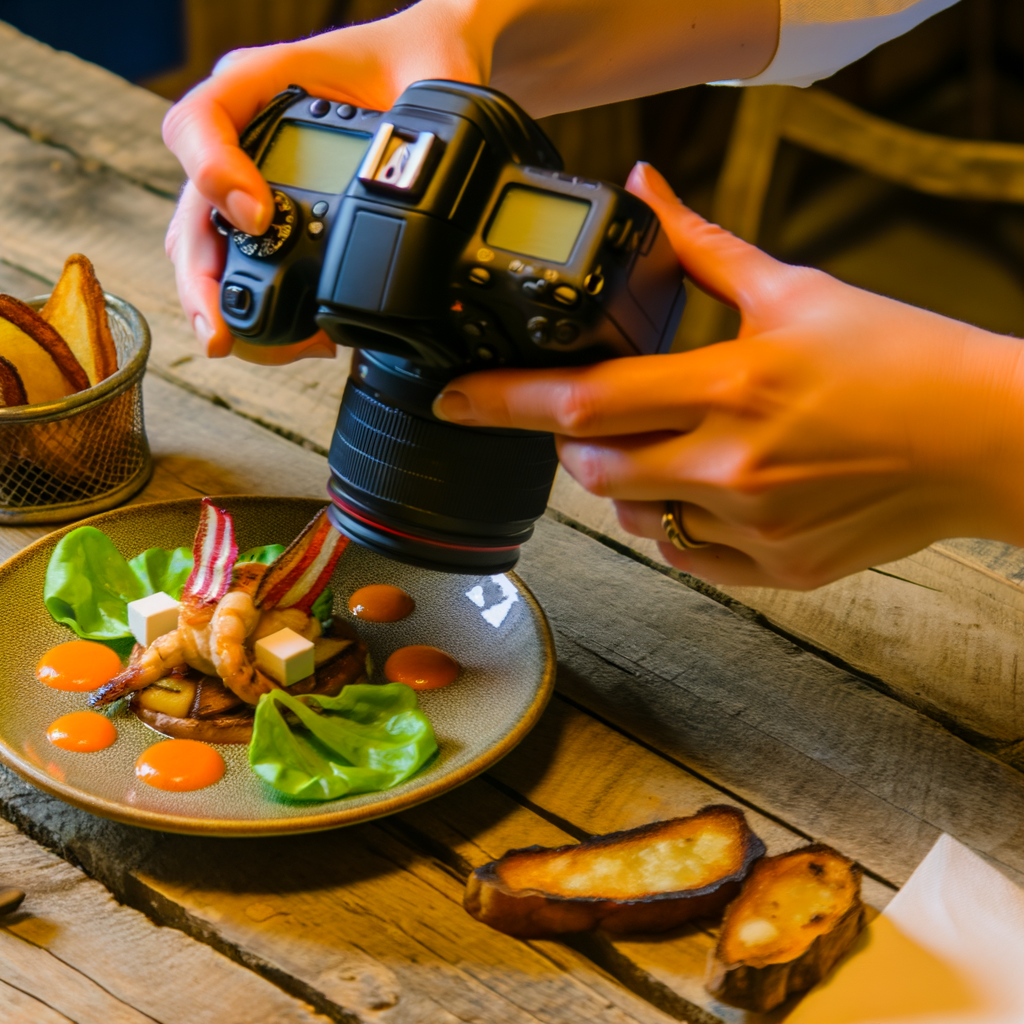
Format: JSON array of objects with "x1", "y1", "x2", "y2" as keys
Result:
[{"x1": 0, "y1": 496, "x2": 555, "y2": 836}]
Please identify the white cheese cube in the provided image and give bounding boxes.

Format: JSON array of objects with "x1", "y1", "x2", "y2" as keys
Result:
[
  {"x1": 127, "y1": 591, "x2": 180, "y2": 648},
  {"x1": 254, "y1": 627, "x2": 315, "y2": 687}
]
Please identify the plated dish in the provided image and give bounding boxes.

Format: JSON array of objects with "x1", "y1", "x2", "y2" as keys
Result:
[{"x1": 0, "y1": 496, "x2": 555, "y2": 835}]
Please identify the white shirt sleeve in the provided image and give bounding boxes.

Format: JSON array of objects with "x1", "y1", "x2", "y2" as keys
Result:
[{"x1": 713, "y1": 0, "x2": 962, "y2": 88}]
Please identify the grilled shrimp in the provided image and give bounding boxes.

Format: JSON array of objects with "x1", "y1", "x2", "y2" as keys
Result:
[
  {"x1": 89, "y1": 597, "x2": 212, "y2": 708},
  {"x1": 209, "y1": 562, "x2": 280, "y2": 704}
]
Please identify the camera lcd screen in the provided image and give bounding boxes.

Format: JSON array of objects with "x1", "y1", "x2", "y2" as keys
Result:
[
  {"x1": 485, "y1": 186, "x2": 591, "y2": 263},
  {"x1": 259, "y1": 121, "x2": 371, "y2": 194}
]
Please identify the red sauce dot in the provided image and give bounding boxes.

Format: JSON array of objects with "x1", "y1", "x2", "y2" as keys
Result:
[
  {"x1": 348, "y1": 584, "x2": 415, "y2": 623},
  {"x1": 135, "y1": 739, "x2": 225, "y2": 792},
  {"x1": 384, "y1": 645, "x2": 459, "y2": 690},
  {"x1": 46, "y1": 711, "x2": 117, "y2": 752}
]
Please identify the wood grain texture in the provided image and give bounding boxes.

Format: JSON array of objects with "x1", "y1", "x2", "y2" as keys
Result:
[
  {"x1": 0, "y1": 21, "x2": 183, "y2": 196},
  {"x1": 549, "y1": 469, "x2": 1024, "y2": 745},
  {"x1": 0, "y1": 981, "x2": 76, "y2": 1024},
  {"x1": 0, "y1": 820, "x2": 329, "y2": 1024},
  {"x1": 517, "y1": 514, "x2": 1024, "y2": 892}
]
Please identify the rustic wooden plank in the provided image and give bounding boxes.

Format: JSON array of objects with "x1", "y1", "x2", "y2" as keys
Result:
[
  {"x1": 516, "y1": 513, "x2": 1024, "y2": 891},
  {"x1": 0, "y1": 820, "x2": 330, "y2": 1024},
  {"x1": 0, "y1": 980, "x2": 76, "y2": 1024},
  {"x1": 0, "y1": 928, "x2": 153, "y2": 1024},
  {"x1": 549, "y1": 469, "x2": 1024, "y2": 746},
  {"x1": 0, "y1": 20, "x2": 183, "y2": 195},
  {"x1": 782, "y1": 85, "x2": 1024, "y2": 203},
  {"x1": 399, "y1": 700, "x2": 894, "y2": 1024}
]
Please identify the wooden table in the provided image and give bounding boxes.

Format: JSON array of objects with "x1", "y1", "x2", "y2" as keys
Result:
[{"x1": 1, "y1": 20, "x2": 1024, "y2": 1024}]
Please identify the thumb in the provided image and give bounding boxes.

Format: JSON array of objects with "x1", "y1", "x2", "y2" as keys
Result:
[{"x1": 625, "y1": 162, "x2": 785, "y2": 313}]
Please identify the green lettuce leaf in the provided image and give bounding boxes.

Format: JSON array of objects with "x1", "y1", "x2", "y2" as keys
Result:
[
  {"x1": 44, "y1": 526, "x2": 193, "y2": 640},
  {"x1": 237, "y1": 544, "x2": 285, "y2": 565},
  {"x1": 249, "y1": 684, "x2": 438, "y2": 801}
]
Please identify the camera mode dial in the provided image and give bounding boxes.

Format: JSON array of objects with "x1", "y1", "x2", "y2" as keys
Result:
[{"x1": 233, "y1": 189, "x2": 299, "y2": 259}]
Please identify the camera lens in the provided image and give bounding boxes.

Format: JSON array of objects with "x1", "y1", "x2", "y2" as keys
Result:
[{"x1": 327, "y1": 351, "x2": 559, "y2": 573}]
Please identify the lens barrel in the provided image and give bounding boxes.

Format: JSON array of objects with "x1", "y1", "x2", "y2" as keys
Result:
[{"x1": 327, "y1": 352, "x2": 559, "y2": 572}]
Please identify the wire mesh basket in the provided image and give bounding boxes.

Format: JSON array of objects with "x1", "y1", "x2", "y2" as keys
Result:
[{"x1": 0, "y1": 293, "x2": 152, "y2": 524}]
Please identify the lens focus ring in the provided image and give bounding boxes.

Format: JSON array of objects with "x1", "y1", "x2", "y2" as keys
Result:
[{"x1": 331, "y1": 379, "x2": 558, "y2": 527}]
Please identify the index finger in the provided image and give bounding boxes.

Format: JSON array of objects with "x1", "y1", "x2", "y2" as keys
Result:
[
  {"x1": 432, "y1": 346, "x2": 751, "y2": 436},
  {"x1": 162, "y1": 38, "x2": 390, "y2": 235}
]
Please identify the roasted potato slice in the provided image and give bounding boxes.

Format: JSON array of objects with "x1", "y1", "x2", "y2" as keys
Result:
[
  {"x1": 465, "y1": 805, "x2": 765, "y2": 938},
  {"x1": 0, "y1": 294, "x2": 88, "y2": 402},
  {"x1": 41, "y1": 254, "x2": 118, "y2": 385},
  {"x1": 0, "y1": 355, "x2": 27, "y2": 407},
  {"x1": 706, "y1": 844, "x2": 865, "y2": 1012}
]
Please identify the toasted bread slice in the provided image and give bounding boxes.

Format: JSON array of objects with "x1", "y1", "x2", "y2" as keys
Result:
[
  {"x1": 465, "y1": 805, "x2": 765, "y2": 938},
  {"x1": 41, "y1": 254, "x2": 118, "y2": 385},
  {"x1": 0, "y1": 295, "x2": 89, "y2": 403},
  {"x1": 0, "y1": 355, "x2": 27, "y2": 407},
  {"x1": 706, "y1": 844, "x2": 865, "y2": 1012}
]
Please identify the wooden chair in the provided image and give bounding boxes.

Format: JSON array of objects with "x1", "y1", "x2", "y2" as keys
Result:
[{"x1": 681, "y1": 84, "x2": 1024, "y2": 347}]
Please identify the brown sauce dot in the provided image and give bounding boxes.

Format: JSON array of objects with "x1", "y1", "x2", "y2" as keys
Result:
[
  {"x1": 384, "y1": 645, "x2": 459, "y2": 690},
  {"x1": 348, "y1": 584, "x2": 415, "y2": 623}
]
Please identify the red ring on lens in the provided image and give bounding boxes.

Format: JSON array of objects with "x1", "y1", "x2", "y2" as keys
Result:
[{"x1": 330, "y1": 494, "x2": 521, "y2": 553}]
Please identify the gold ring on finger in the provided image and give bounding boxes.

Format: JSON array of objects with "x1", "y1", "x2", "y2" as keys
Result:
[{"x1": 661, "y1": 501, "x2": 710, "y2": 551}]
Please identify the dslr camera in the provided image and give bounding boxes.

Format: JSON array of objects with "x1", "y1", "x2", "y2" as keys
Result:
[{"x1": 219, "y1": 80, "x2": 686, "y2": 572}]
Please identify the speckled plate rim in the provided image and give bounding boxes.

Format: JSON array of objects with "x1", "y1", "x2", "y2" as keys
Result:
[{"x1": 0, "y1": 496, "x2": 556, "y2": 837}]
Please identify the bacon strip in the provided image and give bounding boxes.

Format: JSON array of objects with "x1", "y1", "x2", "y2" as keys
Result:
[
  {"x1": 256, "y1": 508, "x2": 348, "y2": 612},
  {"x1": 183, "y1": 498, "x2": 238, "y2": 605}
]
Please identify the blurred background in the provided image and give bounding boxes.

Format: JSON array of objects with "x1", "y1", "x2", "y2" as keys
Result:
[{"x1": 3, "y1": 0, "x2": 1021, "y2": 343}]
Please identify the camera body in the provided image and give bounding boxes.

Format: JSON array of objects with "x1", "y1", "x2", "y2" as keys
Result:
[{"x1": 219, "y1": 81, "x2": 687, "y2": 573}]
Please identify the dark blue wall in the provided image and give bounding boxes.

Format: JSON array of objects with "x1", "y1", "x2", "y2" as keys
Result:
[{"x1": 0, "y1": 0, "x2": 185, "y2": 82}]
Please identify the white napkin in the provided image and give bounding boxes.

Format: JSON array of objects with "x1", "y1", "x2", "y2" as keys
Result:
[{"x1": 787, "y1": 834, "x2": 1024, "y2": 1023}]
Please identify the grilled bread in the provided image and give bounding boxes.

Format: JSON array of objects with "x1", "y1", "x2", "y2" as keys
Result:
[
  {"x1": 42, "y1": 254, "x2": 118, "y2": 385},
  {"x1": 0, "y1": 295, "x2": 89, "y2": 403},
  {"x1": 465, "y1": 805, "x2": 765, "y2": 938},
  {"x1": 706, "y1": 844, "x2": 865, "y2": 1012}
]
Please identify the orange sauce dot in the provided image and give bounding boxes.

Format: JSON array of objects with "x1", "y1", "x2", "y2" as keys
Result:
[
  {"x1": 384, "y1": 645, "x2": 460, "y2": 690},
  {"x1": 348, "y1": 584, "x2": 415, "y2": 623},
  {"x1": 135, "y1": 739, "x2": 225, "y2": 792},
  {"x1": 46, "y1": 711, "x2": 117, "y2": 752},
  {"x1": 36, "y1": 641, "x2": 122, "y2": 692}
]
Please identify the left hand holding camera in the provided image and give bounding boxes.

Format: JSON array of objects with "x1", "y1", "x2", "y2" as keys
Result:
[{"x1": 433, "y1": 163, "x2": 1024, "y2": 589}]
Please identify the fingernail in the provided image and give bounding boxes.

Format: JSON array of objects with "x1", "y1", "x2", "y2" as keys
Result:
[
  {"x1": 193, "y1": 313, "x2": 215, "y2": 347},
  {"x1": 628, "y1": 161, "x2": 676, "y2": 203},
  {"x1": 432, "y1": 389, "x2": 473, "y2": 423},
  {"x1": 225, "y1": 189, "x2": 268, "y2": 234}
]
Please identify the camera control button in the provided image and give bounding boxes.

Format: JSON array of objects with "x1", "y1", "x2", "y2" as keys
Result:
[
  {"x1": 552, "y1": 285, "x2": 578, "y2": 307},
  {"x1": 527, "y1": 316, "x2": 550, "y2": 345},
  {"x1": 223, "y1": 284, "x2": 252, "y2": 316},
  {"x1": 233, "y1": 189, "x2": 298, "y2": 259},
  {"x1": 522, "y1": 279, "x2": 547, "y2": 299},
  {"x1": 461, "y1": 321, "x2": 486, "y2": 338},
  {"x1": 307, "y1": 221, "x2": 325, "y2": 238},
  {"x1": 309, "y1": 98, "x2": 331, "y2": 118},
  {"x1": 336, "y1": 104, "x2": 356, "y2": 120},
  {"x1": 553, "y1": 319, "x2": 580, "y2": 344},
  {"x1": 311, "y1": 201, "x2": 329, "y2": 217},
  {"x1": 468, "y1": 266, "x2": 491, "y2": 286}
]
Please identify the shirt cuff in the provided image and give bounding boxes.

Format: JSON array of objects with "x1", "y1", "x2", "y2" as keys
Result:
[{"x1": 712, "y1": 0, "x2": 961, "y2": 89}]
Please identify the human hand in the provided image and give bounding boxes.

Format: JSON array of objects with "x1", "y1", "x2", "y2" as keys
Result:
[
  {"x1": 432, "y1": 163, "x2": 1024, "y2": 589},
  {"x1": 162, "y1": 1, "x2": 487, "y2": 359}
]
